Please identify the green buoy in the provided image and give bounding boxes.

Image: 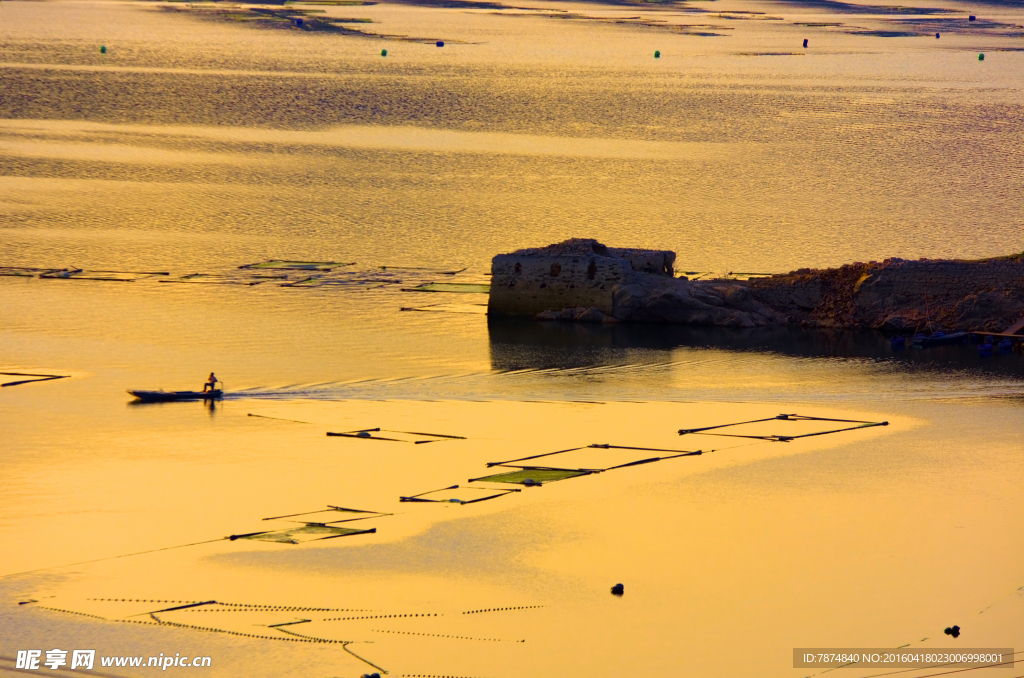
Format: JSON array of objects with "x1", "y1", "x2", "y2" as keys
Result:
[
  {"x1": 100, "y1": 45, "x2": 106, "y2": 54},
  {"x1": 381, "y1": 49, "x2": 387, "y2": 57},
  {"x1": 978, "y1": 53, "x2": 985, "y2": 60},
  {"x1": 654, "y1": 50, "x2": 660, "y2": 58}
]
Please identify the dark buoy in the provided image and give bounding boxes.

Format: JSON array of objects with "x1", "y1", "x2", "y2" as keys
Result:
[
  {"x1": 654, "y1": 50, "x2": 661, "y2": 58},
  {"x1": 979, "y1": 342, "x2": 993, "y2": 356},
  {"x1": 100, "y1": 45, "x2": 107, "y2": 54},
  {"x1": 611, "y1": 583, "x2": 624, "y2": 596},
  {"x1": 381, "y1": 49, "x2": 387, "y2": 57},
  {"x1": 935, "y1": 32, "x2": 940, "y2": 38},
  {"x1": 968, "y1": 14, "x2": 976, "y2": 21},
  {"x1": 436, "y1": 40, "x2": 444, "y2": 47},
  {"x1": 522, "y1": 478, "x2": 541, "y2": 487},
  {"x1": 979, "y1": 53, "x2": 985, "y2": 60},
  {"x1": 890, "y1": 336, "x2": 906, "y2": 351},
  {"x1": 294, "y1": 17, "x2": 303, "y2": 27},
  {"x1": 943, "y1": 625, "x2": 961, "y2": 638},
  {"x1": 803, "y1": 38, "x2": 808, "y2": 48}
]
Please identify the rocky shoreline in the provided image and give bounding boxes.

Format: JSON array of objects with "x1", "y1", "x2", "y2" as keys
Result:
[{"x1": 488, "y1": 239, "x2": 1024, "y2": 334}]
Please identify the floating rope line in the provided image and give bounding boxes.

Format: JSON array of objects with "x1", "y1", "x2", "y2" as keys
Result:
[
  {"x1": 127, "y1": 600, "x2": 217, "y2": 617},
  {"x1": 678, "y1": 413, "x2": 888, "y2": 442},
  {"x1": 399, "y1": 484, "x2": 520, "y2": 504},
  {"x1": 589, "y1": 444, "x2": 701, "y2": 454},
  {"x1": 341, "y1": 643, "x2": 390, "y2": 675},
  {"x1": 247, "y1": 413, "x2": 315, "y2": 424},
  {"x1": 380, "y1": 429, "x2": 466, "y2": 440},
  {"x1": 262, "y1": 505, "x2": 390, "y2": 521},
  {"x1": 371, "y1": 629, "x2": 524, "y2": 643},
  {"x1": 485, "y1": 447, "x2": 586, "y2": 468},
  {"x1": 328, "y1": 431, "x2": 411, "y2": 443},
  {"x1": 327, "y1": 427, "x2": 464, "y2": 444},
  {"x1": 800, "y1": 581, "x2": 1024, "y2": 678},
  {"x1": 1, "y1": 372, "x2": 70, "y2": 387},
  {"x1": 37, "y1": 606, "x2": 108, "y2": 621},
  {"x1": 138, "y1": 613, "x2": 346, "y2": 644},
  {"x1": 0, "y1": 537, "x2": 227, "y2": 580},
  {"x1": 268, "y1": 619, "x2": 312, "y2": 628},
  {"x1": 322, "y1": 613, "x2": 441, "y2": 622},
  {"x1": 90, "y1": 602, "x2": 205, "y2": 606},
  {"x1": 462, "y1": 605, "x2": 544, "y2": 614},
  {"x1": 848, "y1": 652, "x2": 1024, "y2": 678}
]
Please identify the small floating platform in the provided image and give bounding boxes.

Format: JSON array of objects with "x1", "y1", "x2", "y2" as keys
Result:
[{"x1": 128, "y1": 389, "x2": 223, "y2": 402}]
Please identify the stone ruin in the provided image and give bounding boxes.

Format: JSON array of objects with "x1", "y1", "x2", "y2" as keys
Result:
[{"x1": 488, "y1": 239, "x2": 1024, "y2": 333}]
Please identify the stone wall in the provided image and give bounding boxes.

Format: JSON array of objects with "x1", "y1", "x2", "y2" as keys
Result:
[
  {"x1": 489, "y1": 240, "x2": 1024, "y2": 333},
  {"x1": 488, "y1": 239, "x2": 672, "y2": 316}
]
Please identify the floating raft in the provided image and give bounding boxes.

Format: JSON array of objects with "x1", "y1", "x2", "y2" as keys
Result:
[
  {"x1": 235, "y1": 524, "x2": 376, "y2": 545},
  {"x1": 0, "y1": 266, "x2": 64, "y2": 277},
  {"x1": 470, "y1": 467, "x2": 595, "y2": 485},
  {"x1": 678, "y1": 413, "x2": 887, "y2": 441}
]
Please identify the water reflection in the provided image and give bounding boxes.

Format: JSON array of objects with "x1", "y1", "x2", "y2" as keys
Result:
[{"x1": 487, "y1": 317, "x2": 1024, "y2": 379}]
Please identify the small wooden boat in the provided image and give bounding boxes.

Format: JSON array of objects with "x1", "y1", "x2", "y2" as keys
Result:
[{"x1": 128, "y1": 389, "x2": 223, "y2": 402}]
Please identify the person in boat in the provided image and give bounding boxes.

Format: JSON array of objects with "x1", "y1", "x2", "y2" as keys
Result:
[{"x1": 203, "y1": 372, "x2": 220, "y2": 392}]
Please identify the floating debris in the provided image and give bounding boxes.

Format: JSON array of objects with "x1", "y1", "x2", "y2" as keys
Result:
[{"x1": 610, "y1": 583, "x2": 624, "y2": 596}]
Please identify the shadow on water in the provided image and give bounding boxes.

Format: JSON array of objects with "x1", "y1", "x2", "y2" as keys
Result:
[{"x1": 487, "y1": 317, "x2": 1024, "y2": 378}]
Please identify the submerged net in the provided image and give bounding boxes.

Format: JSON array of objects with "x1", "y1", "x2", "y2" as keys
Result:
[
  {"x1": 238, "y1": 525, "x2": 374, "y2": 545},
  {"x1": 472, "y1": 468, "x2": 592, "y2": 485}
]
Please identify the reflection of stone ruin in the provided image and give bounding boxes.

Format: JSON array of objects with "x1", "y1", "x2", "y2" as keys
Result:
[{"x1": 488, "y1": 239, "x2": 1024, "y2": 333}]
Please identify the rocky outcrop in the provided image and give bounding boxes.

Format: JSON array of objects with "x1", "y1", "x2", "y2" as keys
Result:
[
  {"x1": 749, "y1": 255, "x2": 1024, "y2": 332},
  {"x1": 489, "y1": 240, "x2": 1024, "y2": 333}
]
